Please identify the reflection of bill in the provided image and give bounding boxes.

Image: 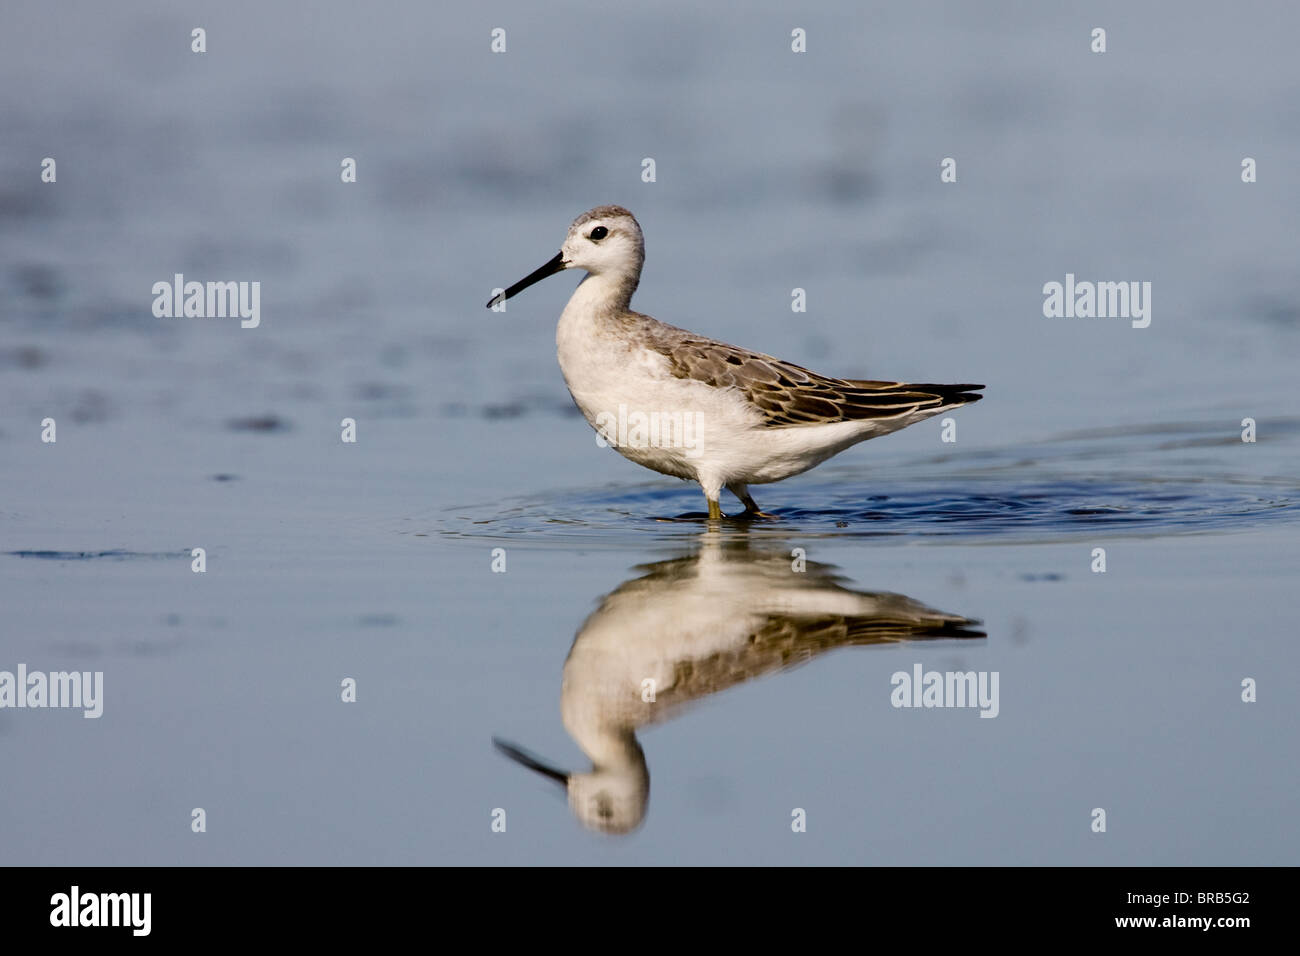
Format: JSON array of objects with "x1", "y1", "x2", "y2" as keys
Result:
[{"x1": 494, "y1": 536, "x2": 983, "y2": 835}]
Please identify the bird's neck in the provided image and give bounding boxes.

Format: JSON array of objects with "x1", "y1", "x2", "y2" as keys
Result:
[
  {"x1": 566, "y1": 269, "x2": 639, "y2": 316},
  {"x1": 572, "y1": 723, "x2": 646, "y2": 771}
]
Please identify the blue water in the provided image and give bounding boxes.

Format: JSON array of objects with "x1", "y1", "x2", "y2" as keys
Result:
[{"x1": 2, "y1": 0, "x2": 1298, "y2": 864}]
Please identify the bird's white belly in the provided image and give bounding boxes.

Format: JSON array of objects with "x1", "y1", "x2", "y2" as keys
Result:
[
  {"x1": 558, "y1": 342, "x2": 733, "y2": 481},
  {"x1": 558, "y1": 337, "x2": 878, "y2": 487}
]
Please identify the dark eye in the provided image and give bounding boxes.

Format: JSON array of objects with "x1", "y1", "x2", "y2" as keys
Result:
[{"x1": 589, "y1": 226, "x2": 608, "y2": 241}]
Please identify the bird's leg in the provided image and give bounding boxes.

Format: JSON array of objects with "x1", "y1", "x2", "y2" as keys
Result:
[
  {"x1": 728, "y1": 483, "x2": 779, "y2": 520},
  {"x1": 706, "y1": 497, "x2": 723, "y2": 521}
]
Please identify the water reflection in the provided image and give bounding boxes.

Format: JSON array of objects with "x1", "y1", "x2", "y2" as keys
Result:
[{"x1": 495, "y1": 535, "x2": 984, "y2": 834}]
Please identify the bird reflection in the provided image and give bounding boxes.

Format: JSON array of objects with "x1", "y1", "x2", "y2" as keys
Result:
[{"x1": 495, "y1": 535, "x2": 984, "y2": 834}]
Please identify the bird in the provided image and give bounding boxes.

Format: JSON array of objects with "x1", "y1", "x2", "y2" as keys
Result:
[
  {"x1": 486, "y1": 205, "x2": 983, "y2": 519},
  {"x1": 494, "y1": 534, "x2": 984, "y2": 834}
]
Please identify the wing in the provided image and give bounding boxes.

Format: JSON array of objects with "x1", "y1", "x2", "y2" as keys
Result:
[
  {"x1": 650, "y1": 601, "x2": 985, "y2": 713},
  {"x1": 648, "y1": 332, "x2": 983, "y2": 427}
]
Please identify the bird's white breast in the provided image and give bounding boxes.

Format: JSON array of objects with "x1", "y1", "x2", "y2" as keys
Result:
[{"x1": 557, "y1": 288, "x2": 762, "y2": 482}]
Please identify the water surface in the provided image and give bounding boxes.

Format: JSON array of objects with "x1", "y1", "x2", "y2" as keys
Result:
[{"x1": 2, "y1": 0, "x2": 1298, "y2": 865}]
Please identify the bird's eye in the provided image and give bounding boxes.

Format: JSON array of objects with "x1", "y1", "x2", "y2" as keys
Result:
[{"x1": 589, "y1": 226, "x2": 608, "y2": 241}]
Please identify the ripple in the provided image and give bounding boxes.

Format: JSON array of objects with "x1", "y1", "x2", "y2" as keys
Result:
[
  {"x1": 431, "y1": 473, "x2": 1300, "y2": 544},
  {"x1": 4, "y1": 549, "x2": 186, "y2": 561}
]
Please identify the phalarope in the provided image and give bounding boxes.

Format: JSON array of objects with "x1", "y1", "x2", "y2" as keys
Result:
[{"x1": 487, "y1": 205, "x2": 983, "y2": 519}]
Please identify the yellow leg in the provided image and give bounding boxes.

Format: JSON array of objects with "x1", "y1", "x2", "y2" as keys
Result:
[{"x1": 707, "y1": 498, "x2": 722, "y2": 520}]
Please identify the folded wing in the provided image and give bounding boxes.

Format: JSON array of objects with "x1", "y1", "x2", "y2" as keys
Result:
[{"x1": 652, "y1": 334, "x2": 983, "y2": 427}]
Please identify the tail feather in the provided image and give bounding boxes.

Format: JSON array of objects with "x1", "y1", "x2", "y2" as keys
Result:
[{"x1": 835, "y1": 381, "x2": 984, "y2": 420}]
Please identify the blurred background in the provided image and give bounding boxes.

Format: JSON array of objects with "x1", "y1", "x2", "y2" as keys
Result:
[{"x1": 1, "y1": 1, "x2": 1297, "y2": 864}]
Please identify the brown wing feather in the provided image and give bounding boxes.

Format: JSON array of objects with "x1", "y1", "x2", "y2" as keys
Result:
[
  {"x1": 649, "y1": 333, "x2": 983, "y2": 428},
  {"x1": 652, "y1": 603, "x2": 985, "y2": 710}
]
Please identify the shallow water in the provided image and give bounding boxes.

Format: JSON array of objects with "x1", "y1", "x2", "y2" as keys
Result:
[
  {"x1": 2, "y1": 0, "x2": 1299, "y2": 864},
  {"x1": 438, "y1": 461, "x2": 1300, "y2": 542}
]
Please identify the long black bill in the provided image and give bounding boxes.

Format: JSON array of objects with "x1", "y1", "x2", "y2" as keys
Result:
[
  {"x1": 492, "y1": 737, "x2": 569, "y2": 787},
  {"x1": 486, "y1": 251, "x2": 566, "y2": 309}
]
